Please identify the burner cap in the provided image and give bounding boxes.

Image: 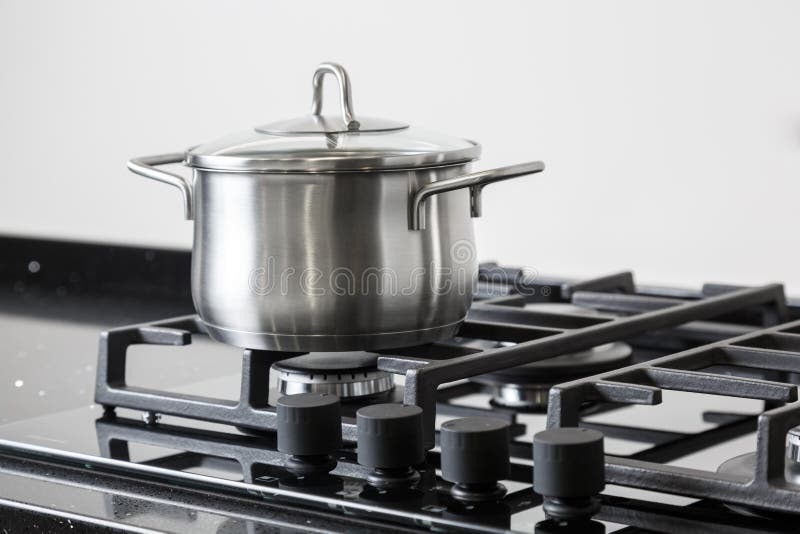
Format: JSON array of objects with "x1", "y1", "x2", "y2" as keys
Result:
[
  {"x1": 475, "y1": 342, "x2": 633, "y2": 384},
  {"x1": 716, "y1": 451, "x2": 800, "y2": 518},
  {"x1": 272, "y1": 352, "x2": 394, "y2": 400},
  {"x1": 469, "y1": 303, "x2": 632, "y2": 410},
  {"x1": 473, "y1": 341, "x2": 632, "y2": 410}
]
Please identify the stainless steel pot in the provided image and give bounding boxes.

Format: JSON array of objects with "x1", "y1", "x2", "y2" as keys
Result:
[{"x1": 129, "y1": 63, "x2": 544, "y2": 351}]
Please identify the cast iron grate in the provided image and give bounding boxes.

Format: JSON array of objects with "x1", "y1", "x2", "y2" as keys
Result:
[
  {"x1": 546, "y1": 315, "x2": 800, "y2": 514},
  {"x1": 95, "y1": 268, "x2": 788, "y2": 451},
  {"x1": 91, "y1": 268, "x2": 800, "y2": 521},
  {"x1": 381, "y1": 272, "x2": 787, "y2": 447}
]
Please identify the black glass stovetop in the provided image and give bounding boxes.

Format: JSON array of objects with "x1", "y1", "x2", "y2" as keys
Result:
[{"x1": 1, "y1": 236, "x2": 800, "y2": 533}]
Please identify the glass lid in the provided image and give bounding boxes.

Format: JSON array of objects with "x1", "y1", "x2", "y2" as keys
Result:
[{"x1": 185, "y1": 63, "x2": 481, "y2": 173}]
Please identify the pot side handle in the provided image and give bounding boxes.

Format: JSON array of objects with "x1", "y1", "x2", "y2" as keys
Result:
[
  {"x1": 408, "y1": 160, "x2": 544, "y2": 230},
  {"x1": 128, "y1": 153, "x2": 194, "y2": 220}
]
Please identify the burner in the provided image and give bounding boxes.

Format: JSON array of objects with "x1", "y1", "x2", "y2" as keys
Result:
[
  {"x1": 789, "y1": 426, "x2": 800, "y2": 463},
  {"x1": 474, "y1": 342, "x2": 632, "y2": 410},
  {"x1": 470, "y1": 303, "x2": 632, "y2": 410},
  {"x1": 272, "y1": 352, "x2": 394, "y2": 400},
  {"x1": 717, "y1": 427, "x2": 800, "y2": 489},
  {"x1": 716, "y1": 446, "x2": 800, "y2": 518}
]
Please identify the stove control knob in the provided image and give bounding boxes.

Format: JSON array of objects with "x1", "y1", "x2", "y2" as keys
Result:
[
  {"x1": 277, "y1": 393, "x2": 342, "y2": 475},
  {"x1": 440, "y1": 417, "x2": 510, "y2": 501},
  {"x1": 357, "y1": 403, "x2": 424, "y2": 488},
  {"x1": 533, "y1": 427, "x2": 604, "y2": 520}
]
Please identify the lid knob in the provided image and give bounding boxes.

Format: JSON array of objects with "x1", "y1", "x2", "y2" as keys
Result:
[
  {"x1": 311, "y1": 63, "x2": 359, "y2": 131},
  {"x1": 254, "y1": 64, "x2": 409, "y2": 135}
]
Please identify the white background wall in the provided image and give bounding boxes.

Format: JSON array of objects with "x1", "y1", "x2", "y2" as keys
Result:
[{"x1": 1, "y1": 1, "x2": 799, "y2": 291}]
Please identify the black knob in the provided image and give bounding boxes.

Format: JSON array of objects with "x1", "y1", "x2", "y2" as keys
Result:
[
  {"x1": 357, "y1": 403, "x2": 424, "y2": 488},
  {"x1": 440, "y1": 417, "x2": 510, "y2": 501},
  {"x1": 533, "y1": 428, "x2": 604, "y2": 520},
  {"x1": 277, "y1": 393, "x2": 342, "y2": 463}
]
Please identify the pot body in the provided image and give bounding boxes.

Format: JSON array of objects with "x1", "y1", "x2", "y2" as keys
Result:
[{"x1": 191, "y1": 164, "x2": 477, "y2": 351}]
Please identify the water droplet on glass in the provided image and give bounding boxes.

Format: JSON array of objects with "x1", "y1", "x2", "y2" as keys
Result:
[{"x1": 27, "y1": 260, "x2": 40, "y2": 273}]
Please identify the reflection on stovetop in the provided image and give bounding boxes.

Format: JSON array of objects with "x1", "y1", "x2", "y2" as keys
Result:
[
  {"x1": 0, "y1": 359, "x2": 793, "y2": 533},
  {"x1": 2, "y1": 396, "x2": 798, "y2": 533},
  {"x1": 95, "y1": 414, "x2": 521, "y2": 531}
]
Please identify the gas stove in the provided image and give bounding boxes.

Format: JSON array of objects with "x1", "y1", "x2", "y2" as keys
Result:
[{"x1": 2, "y1": 236, "x2": 800, "y2": 533}]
